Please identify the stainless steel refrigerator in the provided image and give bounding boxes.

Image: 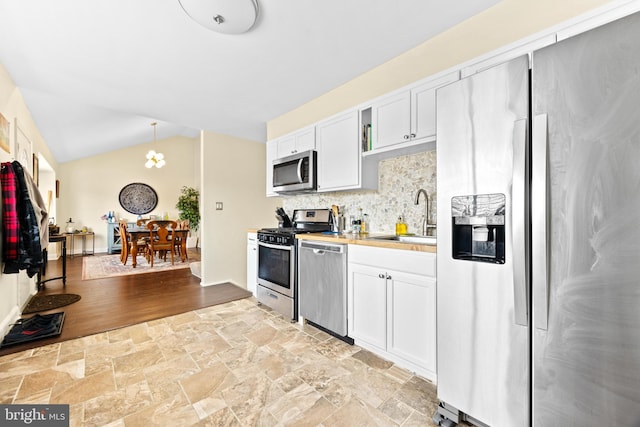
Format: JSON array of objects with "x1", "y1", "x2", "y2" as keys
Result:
[{"x1": 434, "y1": 11, "x2": 640, "y2": 427}]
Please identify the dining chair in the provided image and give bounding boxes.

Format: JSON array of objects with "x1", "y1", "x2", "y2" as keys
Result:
[
  {"x1": 173, "y1": 219, "x2": 189, "y2": 260},
  {"x1": 118, "y1": 221, "x2": 129, "y2": 264},
  {"x1": 146, "y1": 220, "x2": 178, "y2": 266},
  {"x1": 119, "y1": 221, "x2": 147, "y2": 266},
  {"x1": 135, "y1": 218, "x2": 151, "y2": 249}
]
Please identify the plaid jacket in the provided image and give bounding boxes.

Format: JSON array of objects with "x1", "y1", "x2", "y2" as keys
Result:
[
  {"x1": 1, "y1": 162, "x2": 20, "y2": 262},
  {"x1": 1, "y1": 161, "x2": 44, "y2": 277}
]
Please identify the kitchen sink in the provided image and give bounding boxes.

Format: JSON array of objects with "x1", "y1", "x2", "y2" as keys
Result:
[{"x1": 371, "y1": 235, "x2": 437, "y2": 245}]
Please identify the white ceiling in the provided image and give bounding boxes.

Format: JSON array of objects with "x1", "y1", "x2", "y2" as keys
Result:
[{"x1": 0, "y1": 0, "x2": 499, "y2": 163}]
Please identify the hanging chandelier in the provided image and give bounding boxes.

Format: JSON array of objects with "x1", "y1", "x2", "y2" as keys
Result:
[{"x1": 145, "y1": 122, "x2": 165, "y2": 168}]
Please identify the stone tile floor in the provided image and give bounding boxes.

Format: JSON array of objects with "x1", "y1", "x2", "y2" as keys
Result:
[{"x1": 0, "y1": 297, "x2": 438, "y2": 426}]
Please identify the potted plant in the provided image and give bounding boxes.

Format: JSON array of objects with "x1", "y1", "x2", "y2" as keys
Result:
[{"x1": 176, "y1": 186, "x2": 200, "y2": 247}]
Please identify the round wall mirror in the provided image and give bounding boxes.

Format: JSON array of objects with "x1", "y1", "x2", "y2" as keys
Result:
[{"x1": 118, "y1": 183, "x2": 158, "y2": 215}]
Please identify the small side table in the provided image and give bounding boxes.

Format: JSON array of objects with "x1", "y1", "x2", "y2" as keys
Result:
[
  {"x1": 37, "y1": 234, "x2": 67, "y2": 290},
  {"x1": 65, "y1": 231, "x2": 95, "y2": 257}
]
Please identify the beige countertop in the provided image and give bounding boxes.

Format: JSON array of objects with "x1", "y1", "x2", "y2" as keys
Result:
[{"x1": 296, "y1": 232, "x2": 436, "y2": 253}]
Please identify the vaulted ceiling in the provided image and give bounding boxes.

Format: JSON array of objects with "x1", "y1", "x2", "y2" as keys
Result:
[{"x1": 0, "y1": 0, "x2": 499, "y2": 163}]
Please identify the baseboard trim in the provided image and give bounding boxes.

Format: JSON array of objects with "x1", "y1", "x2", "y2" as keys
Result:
[
  {"x1": 0, "y1": 306, "x2": 22, "y2": 339},
  {"x1": 200, "y1": 279, "x2": 242, "y2": 288}
]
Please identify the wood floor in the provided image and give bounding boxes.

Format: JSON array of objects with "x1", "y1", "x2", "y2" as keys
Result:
[{"x1": 0, "y1": 249, "x2": 252, "y2": 356}]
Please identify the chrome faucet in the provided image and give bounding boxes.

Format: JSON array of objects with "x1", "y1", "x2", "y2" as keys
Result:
[{"x1": 414, "y1": 188, "x2": 434, "y2": 236}]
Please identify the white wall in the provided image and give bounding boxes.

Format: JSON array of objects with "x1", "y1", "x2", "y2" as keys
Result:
[
  {"x1": 0, "y1": 64, "x2": 59, "y2": 335},
  {"x1": 57, "y1": 134, "x2": 200, "y2": 253},
  {"x1": 267, "y1": 0, "x2": 618, "y2": 139},
  {"x1": 200, "y1": 131, "x2": 281, "y2": 287}
]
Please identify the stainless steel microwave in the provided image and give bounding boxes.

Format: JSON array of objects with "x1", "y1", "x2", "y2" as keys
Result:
[{"x1": 273, "y1": 150, "x2": 317, "y2": 193}]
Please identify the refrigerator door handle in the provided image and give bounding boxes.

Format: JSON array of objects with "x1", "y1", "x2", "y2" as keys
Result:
[
  {"x1": 532, "y1": 114, "x2": 549, "y2": 330},
  {"x1": 512, "y1": 118, "x2": 529, "y2": 327}
]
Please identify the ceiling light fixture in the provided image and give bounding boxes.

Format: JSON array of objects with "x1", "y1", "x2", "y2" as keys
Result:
[
  {"x1": 178, "y1": 0, "x2": 259, "y2": 34},
  {"x1": 145, "y1": 122, "x2": 166, "y2": 169}
]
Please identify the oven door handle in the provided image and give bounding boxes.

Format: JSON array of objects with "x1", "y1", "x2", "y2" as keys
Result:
[{"x1": 258, "y1": 241, "x2": 293, "y2": 251}]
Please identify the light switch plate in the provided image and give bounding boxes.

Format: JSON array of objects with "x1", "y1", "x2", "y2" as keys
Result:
[{"x1": 215, "y1": 202, "x2": 223, "y2": 210}]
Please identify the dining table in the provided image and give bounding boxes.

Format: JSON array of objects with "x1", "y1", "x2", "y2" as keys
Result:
[{"x1": 126, "y1": 226, "x2": 190, "y2": 268}]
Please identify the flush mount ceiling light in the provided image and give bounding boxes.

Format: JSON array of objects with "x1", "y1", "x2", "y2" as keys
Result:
[
  {"x1": 145, "y1": 122, "x2": 166, "y2": 169},
  {"x1": 178, "y1": 0, "x2": 259, "y2": 34}
]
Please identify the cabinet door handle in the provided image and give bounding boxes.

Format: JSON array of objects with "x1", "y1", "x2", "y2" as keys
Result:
[
  {"x1": 378, "y1": 273, "x2": 385, "y2": 279},
  {"x1": 410, "y1": 133, "x2": 416, "y2": 138},
  {"x1": 403, "y1": 134, "x2": 410, "y2": 140},
  {"x1": 386, "y1": 275, "x2": 392, "y2": 280}
]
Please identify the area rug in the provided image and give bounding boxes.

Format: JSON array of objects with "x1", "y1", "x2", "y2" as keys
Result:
[
  {"x1": 82, "y1": 251, "x2": 201, "y2": 280},
  {"x1": 23, "y1": 294, "x2": 81, "y2": 314}
]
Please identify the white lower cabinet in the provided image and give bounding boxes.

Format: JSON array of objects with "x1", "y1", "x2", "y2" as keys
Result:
[
  {"x1": 348, "y1": 244, "x2": 436, "y2": 381},
  {"x1": 388, "y1": 271, "x2": 436, "y2": 372},
  {"x1": 350, "y1": 263, "x2": 387, "y2": 349},
  {"x1": 246, "y1": 232, "x2": 257, "y2": 296}
]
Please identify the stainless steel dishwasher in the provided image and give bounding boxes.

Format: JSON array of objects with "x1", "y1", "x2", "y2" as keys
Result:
[{"x1": 298, "y1": 240, "x2": 351, "y2": 341}]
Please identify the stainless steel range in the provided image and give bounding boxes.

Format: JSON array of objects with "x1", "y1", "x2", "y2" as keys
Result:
[{"x1": 256, "y1": 208, "x2": 331, "y2": 320}]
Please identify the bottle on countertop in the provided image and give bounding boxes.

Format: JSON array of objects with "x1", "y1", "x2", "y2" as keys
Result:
[
  {"x1": 351, "y1": 216, "x2": 361, "y2": 234},
  {"x1": 395, "y1": 215, "x2": 407, "y2": 235},
  {"x1": 357, "y1": 208, "x2": 365, "y2": 234}
]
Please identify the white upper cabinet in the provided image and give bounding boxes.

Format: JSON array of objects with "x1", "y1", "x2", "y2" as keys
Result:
[
  {"x1": 411, "y1": 75, "x2": 454, "y2": 139},
  {"x1": 371, "y1": 91, "x2": 412, "y2": 150},
  {"x1": 265, "y1": 139, "x2": 278, "y2": 197},
  {"x1": 266, "y1": 71, "x2": 466, "y2": 196},
  {"x1": 316, "y1": 109, "x2": 363, "y2": 192},
  {"x1": 362, "y1": 71, "x2": 459, "y2": 155},
  {"x1": 276, "y1": 125, "x2": 315, "y2": 158}
]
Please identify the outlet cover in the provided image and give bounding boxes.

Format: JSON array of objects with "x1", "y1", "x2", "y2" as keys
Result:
[{"x1": 215, "y1": 202, "x2": 223, "y2": 210}]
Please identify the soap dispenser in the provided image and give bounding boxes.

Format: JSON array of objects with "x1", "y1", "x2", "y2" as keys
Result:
[{"x1": 395, "y1": 215, "x2": 407, "y2": 235}]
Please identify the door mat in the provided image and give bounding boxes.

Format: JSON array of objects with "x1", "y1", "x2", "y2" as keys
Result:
[
  {"x1": 23, "y1": 294, "x2": 81, "y2": 314},
  {"x1": 1, "y1": 312, "x2": 65, "y2": 348}
]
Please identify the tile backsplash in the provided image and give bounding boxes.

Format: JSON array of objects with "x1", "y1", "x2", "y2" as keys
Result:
[{"x1": 282, "y1": 150, "x2": 437, "y2": 235}]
